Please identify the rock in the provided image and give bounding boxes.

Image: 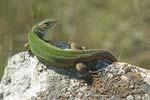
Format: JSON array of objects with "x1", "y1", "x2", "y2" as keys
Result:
[
  {"x1": 126, "y1": 95, "x2": 134, "y2": 100},
  {"x1": 0, "y1": 52, "x2": 150, "y2": 100},
  {"x1": 120, "y1": 75, "x2": 128, "y2": 81}
]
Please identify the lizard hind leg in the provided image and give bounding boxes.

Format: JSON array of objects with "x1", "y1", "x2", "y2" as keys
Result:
[
  {"x1": 75, "y1": 63, "x2": 87, "y2": 73},
  {"x1": 70, "y1": 42, "x2": 86, "y2": 50}
]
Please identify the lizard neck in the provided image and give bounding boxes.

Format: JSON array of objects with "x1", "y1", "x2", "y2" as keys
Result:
[{"x1": 31, "y1": 25, "x2": 46, "y2": 39}]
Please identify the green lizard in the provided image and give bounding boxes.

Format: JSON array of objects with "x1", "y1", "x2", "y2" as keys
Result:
[{"x1": 27, "y1": 19, "x2": 118, "y2": 68}]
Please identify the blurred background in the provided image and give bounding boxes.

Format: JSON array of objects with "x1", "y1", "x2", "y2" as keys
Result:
[{"x1": 0, "y1": 0, "x2": 150, "y2": 79}]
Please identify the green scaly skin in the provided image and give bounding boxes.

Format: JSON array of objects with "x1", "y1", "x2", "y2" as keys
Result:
[{"x1": 28, "y1": 19, "x2": 118, "y2": 67}]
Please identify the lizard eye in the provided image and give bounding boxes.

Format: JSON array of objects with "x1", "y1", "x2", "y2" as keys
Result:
[
  {"x1": 39, "y1": 24, "x2": 47, "y2": 30},
  {"x1": 44, "y1": 21, "x2": 55, "y2": 28},
  {"x1": 44, "y1": 22, "x2": 50, "y2": 26}
]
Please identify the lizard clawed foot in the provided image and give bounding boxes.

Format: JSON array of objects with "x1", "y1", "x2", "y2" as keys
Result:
[{"x1": 75, "y1": 62, "x2": 103, "y2": 76}]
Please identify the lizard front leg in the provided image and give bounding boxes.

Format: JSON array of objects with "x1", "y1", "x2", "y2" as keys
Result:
[
  {"x1": 24, "y1": 43, "x2": 31, "y2": 50},
  {"x1": 24, "y1": 37, "x2": 52, "y2": 50}
]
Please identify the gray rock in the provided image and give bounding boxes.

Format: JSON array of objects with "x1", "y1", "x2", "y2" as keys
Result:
[
  {"x1": 135, "y1": 95, "x2": 141, "y2": 100},
  {"x1": 0, "y1": 52, "x2": 150, "y2": 100},
  {"x1": 0, "y1": 52, "x2": 84, "y2": 100},
  {"x1": 126, "y1": 95, "x2": 134, "y2": 100}
]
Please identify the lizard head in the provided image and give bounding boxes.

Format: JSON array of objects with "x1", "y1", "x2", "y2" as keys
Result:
[{"x1": 32, "y1": 19, "x2": 57, "y2": 37}]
